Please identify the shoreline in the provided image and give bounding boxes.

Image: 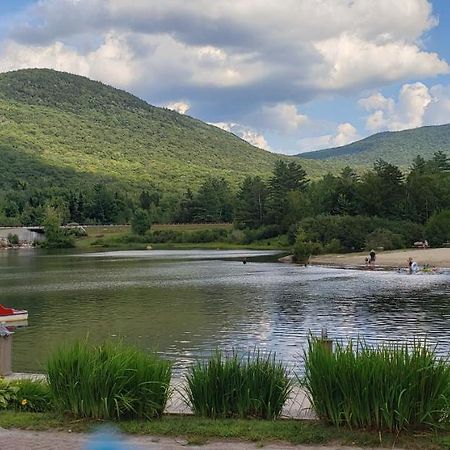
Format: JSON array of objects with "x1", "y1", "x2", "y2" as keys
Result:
[{"x1": 310, "y1": 247, "x2": 450, "y2": 271}]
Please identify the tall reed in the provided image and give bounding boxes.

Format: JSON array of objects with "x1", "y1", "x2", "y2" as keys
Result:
[
  {"x1": 185, "y1": 349, "x2": 292, "y2": 419},
  {"x1": 303, "y1": 337, "x2": 450, "y2": 431},
  {"x1": 47, "y1": 341, "x2": 172, "y2": 420}
]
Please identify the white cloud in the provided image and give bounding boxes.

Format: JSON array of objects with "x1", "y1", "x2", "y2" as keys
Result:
[
  {"x1": 1, "y1": 0, "x2": 447, "y2": 106},
  {"x1": 313, "y1": 34, "x2": 447, "y2": 91},
  {"x1": 258, "y1": 103, "x2": 308, "y2": 134},
  {"x1": 211, "y1": 122, "x2": 270, "y2": 150},
  {"x1": 1, "y1": 0, "x2": 448, "y2": 155},
  {"x1": 0, "y1": 33, "x2": 140, "y2": 88},
  {"x1": 359, "y1": 82, "x2": 450, "y2": 131},
  {"x1": 165, "y1": 101, "x2": 190, "y2": 114},
  {"x1": 298, "y1": 122, "x2": 360, "y2": 152}
]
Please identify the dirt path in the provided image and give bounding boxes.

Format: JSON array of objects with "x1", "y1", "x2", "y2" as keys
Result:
[
  {"x1": 0, "y1": 429, "x2": 397, "y2": 450},
  {"x1": 311, "y1": 247, "x2": 450, "y2": 270}
]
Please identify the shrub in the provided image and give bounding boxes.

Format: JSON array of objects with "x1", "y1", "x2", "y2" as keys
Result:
[
  {"x1": 9, "y1": 379, "x2": 52, "y2": 412},
  {"x1": 147, "y1": 228, "x2": 230, "y2": 244},
  {"x1": 47, "y1": 341, "x2": 172, "y2": 420},
  {"x1": 7, "y1": 233, "x2": 19, "y2": 246},
  {"x1": 425, "y1": 210, "x2": 450, "y2": 247},
  {"x1": 0, "y1": 381, "x2": 18, "y2": 409},
  {"x1": 303, "y1": 337, "x2": 450, "y2": 432},
  {"x1": 299, "y1": 215, "x2": 425, "y2": 252},
  {"x1": 323, "y1": 238, "x2": 342, "y2": 253},
  {"x1": 364, "y1": 228, "x2": 404, "y2": 251},
  {"x1": 131, "y1": 209, "x2": 152, "y2": 235},
  {"x1": 185, "y1": 350, "x2": 292, "y2": 419},
  {"x1": 242, "y1": 225, "x2": 282, "y2": 244}
]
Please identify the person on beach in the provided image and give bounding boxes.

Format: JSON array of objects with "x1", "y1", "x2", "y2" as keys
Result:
[{"x1": 369, "y1": 249, "x2": 376, "y2": 268}]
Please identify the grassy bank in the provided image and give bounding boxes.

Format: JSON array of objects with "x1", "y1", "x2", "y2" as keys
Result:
[
  {"x1": 75, "y1": 223, "x2": 289, "y2": 250},
  {"x1": 1, "y1": 412, "x2": 450, "y2": 449}
]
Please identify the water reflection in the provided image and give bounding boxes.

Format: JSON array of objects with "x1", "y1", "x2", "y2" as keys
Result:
[{"x1": 0, "y1": 249, "x2": 449, "y2": 373}]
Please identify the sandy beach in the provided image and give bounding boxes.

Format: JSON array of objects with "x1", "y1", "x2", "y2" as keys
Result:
[{"x1": 310, "y1": 247, "x2": 450, "y2": 270}]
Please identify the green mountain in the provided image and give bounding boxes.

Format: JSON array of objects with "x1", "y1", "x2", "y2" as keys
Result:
[
  {"x1": 0, "y1": 68, "x2": 330, "y2": 194},
  {"x1": 298, "y1": 124, "x2": 450, "y2": 167}
]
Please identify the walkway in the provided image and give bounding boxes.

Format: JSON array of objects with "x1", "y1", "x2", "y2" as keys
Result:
[{"x1": 0, "y1": 429, "x2": 396, "y2": 450}]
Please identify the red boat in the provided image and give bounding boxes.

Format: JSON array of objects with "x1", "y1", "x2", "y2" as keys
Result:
[{"x1": 0, "y1": 304, "x2": 28, "y2": 323}]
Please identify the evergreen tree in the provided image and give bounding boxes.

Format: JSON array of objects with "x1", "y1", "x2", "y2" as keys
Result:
[
  {"x1": 267, "y1": 160, "x2": 308, "y2": 227},
  {"x1": 235, "y1": 176, "x2": 267, "y2": 228}
]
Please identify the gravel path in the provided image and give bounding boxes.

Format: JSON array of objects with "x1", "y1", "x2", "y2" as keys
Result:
[{"x1": 0, "y1": 429, "x2": 396, "y2": 450}]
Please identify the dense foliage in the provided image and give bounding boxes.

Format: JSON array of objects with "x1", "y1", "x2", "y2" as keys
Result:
[
  {"x1": 186, "y1": 350, "x2": 292, "y2": 419},
  {"x1": 303, "y1": 338, "x2": 450, "y2": 431},
  {"x1": 0, "y1": 68, "x2": 329, "y2": 208},
  {"x1": 299, "y1": 124, "x2": 450, "y2": 167},
  {"x1": 47, "y1": 341, "x2": 172, "y2": 420}
]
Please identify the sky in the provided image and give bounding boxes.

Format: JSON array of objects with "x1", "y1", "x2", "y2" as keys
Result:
[{"x1": 0, "y1": 0, "x2": 449, "y2": 155}]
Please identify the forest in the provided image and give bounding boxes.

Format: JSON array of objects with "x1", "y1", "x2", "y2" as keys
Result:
[{"x1": 1, "y1": 151, "x2": 449, "y2": 253}]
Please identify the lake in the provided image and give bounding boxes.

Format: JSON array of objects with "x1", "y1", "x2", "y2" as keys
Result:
[{"x1": 1, "y1": 249, "x2": 449, "y2": 374}]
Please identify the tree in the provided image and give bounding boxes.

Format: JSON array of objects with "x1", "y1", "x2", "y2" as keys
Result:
[
  {"x1": 267, "y1": 160, "x2": 309, "y2": 227},
  {"x1": 430, "y1": 151, "x2": 450, "y2": 172},
  {"x1": 192, "y1": 177, "x2": 233, "y2": 223},
  {"x1": 174, "y1": 189, "x2": 195, "y2": 223},
  {"x1": 425, "y1": 209, "x2": 450, "y2": 247},
  {"x1": 234, "y1": 176, "x2": 267, "y2": 228},
  {"x1": 42, "y1": 207, "x2": 74, "y2": 248},
  {"x1": 359, "y1": 160, "x2": 405, "y2": 219},
  {"x1": 131, "y1": 209, "x2": 152, "y2": 235}
]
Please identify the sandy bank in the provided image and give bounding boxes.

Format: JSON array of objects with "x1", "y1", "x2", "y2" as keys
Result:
[{"x1": 310, "y1": 247, "x2": 450, "y2": 270}]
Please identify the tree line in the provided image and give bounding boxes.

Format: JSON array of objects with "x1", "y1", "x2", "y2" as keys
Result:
[{"x1": 1, "y1": 151, "x2": 449, "y2": 251}]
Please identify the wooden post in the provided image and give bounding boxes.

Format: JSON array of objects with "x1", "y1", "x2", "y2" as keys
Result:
[
  {"x1": 0, "y1": 324, "x2": 13, "y2": 376},
  {"x1": 319, "y1": 328, "x2": 333, "y2": 353}
]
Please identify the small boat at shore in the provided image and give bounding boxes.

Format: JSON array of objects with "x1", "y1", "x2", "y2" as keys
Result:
[{"x1": 0, "y1": 304, "x2": 28, "y2": 323}]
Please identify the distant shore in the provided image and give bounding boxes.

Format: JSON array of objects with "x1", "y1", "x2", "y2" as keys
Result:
[{"x1": 310, "y1": 247, "x2": 450, "y2": 270}]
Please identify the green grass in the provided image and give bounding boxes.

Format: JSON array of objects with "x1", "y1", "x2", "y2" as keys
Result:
[
  {"x1": 8, "y1": 379, "x2": 52, "y2": 413},
  {"x1": 47, "y1": 341, "x2": 172, "y2": 420},
  {"x1": 185, "y1": 350, "x2": 292, "y2": 419},
  {"x1": 0, "y1": 411, "x2": 449, "y2": 449},
  {"x1": 303, "y1": 338, "x2": 450, "y2": 432},
  {"x1": 75, "y1": 223, "x2": 289, "y2": 250}
]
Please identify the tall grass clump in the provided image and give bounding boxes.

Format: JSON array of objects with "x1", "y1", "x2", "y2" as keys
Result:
[
  {"x1": 303, "y1": 337, "x2": 450, "y2": 432},
  {"x1": 185, "y1": 350, "x2": 292, "y2": 419},
  {"x1": 47, "y1": 341, "x2": 172, "y2": 420}
]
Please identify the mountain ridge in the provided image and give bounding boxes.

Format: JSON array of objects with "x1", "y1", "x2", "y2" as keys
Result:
[
  {"x1": 0, "y1": 68, "x2": 332, "y2": 195},
  {"x1": 298, "y1": 124, "x2": 450, "y2": 167}
]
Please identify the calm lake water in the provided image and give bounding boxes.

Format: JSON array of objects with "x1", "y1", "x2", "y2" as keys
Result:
[{"x1": 1, "y1": 249, "x2": 449, "y2": 373}]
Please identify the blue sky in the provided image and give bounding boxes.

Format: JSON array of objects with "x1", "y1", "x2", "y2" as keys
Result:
[{"x1": 0, "y1": 0, "x2": 449, "y2": 154}]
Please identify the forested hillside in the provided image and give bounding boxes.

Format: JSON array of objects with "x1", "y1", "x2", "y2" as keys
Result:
[
  {"x1": 0, "y1": 68, "x2": 330, "y2": 193},
  {"x1": 299, "y1": 124, "x2": 450, "y2": 167}
]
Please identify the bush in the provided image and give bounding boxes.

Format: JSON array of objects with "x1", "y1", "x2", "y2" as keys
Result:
[
  {"x1": 186, "y1": 350, "x2": 292, "y2": 419},
  {"x1": 323, "y1": 238, "x2": 342, "y2": 254},
  {"x1": 364, "y1": 228, "x2": 404, "y2": 251},
  {"x1": 131, "y1": 209, "x2": 152, "y2": 235},
  {"x1": 242, "y1": 225, "x2": 282, "y2": 244},
  {"x1": 9, "y1": 379, "x2": 52, "y2": 412},
  {"x1": 303, "y1": 337, "x2": 450, "y2": 432},
  {"x1": 0, "y1": 381, "x2": 18, "y2": 409},
  {"x1": 299, "y1": 215, "x2": 424, "y2": 252},
  {"x1": 147, "y1": 228, "x2": 230, "y2": 244},
  {"x1": 425, "y1": 210, "x2": 450, "y2": 247},
  {"x1": 7, "y1": 233, "x2": 19, "y2": 246},
  {"x1": 47, "y1": 341, "x2": 172, "y2": 420}
]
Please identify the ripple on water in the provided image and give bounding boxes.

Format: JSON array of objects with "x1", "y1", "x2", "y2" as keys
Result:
[{"x1": 0, "y1": 250, "x2": 449, "y2": 373}]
